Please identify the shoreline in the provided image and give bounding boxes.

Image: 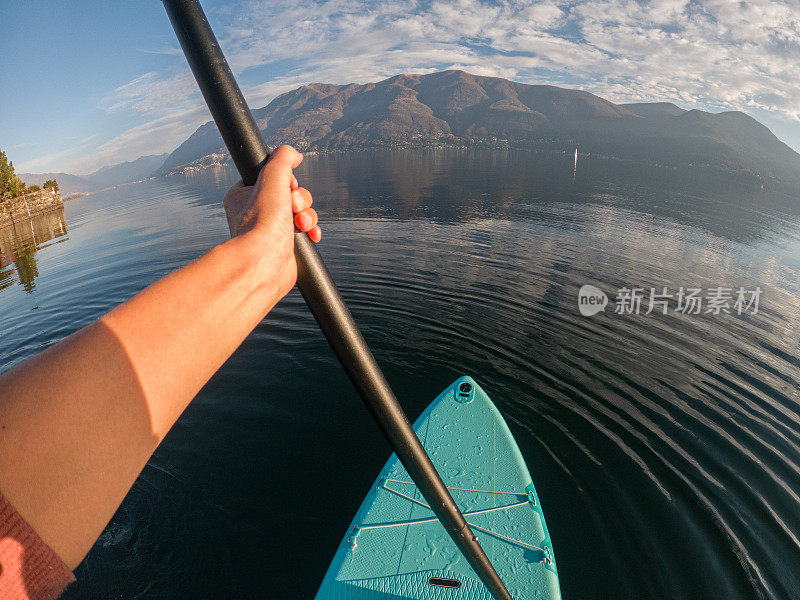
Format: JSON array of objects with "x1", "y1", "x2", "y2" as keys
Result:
[{"x1": 0, "y1": 189, "x2": 65, "y2": 229}]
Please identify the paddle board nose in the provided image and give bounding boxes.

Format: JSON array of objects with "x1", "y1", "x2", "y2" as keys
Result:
[{"x1": 314, "y1": 377, "x2": 562, "y2": 600}]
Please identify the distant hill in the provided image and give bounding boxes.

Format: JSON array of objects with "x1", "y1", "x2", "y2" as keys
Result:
[
  {"x1": 17, "y1": 171, "x2": 92, "y2": 196},
  {"x1": 21, "y1": 153, "x2": 168, "y2": 195},
  {"x1": 159, "y1": 70, "x2": 800, "y2": 185},
  {"x1": 86, "y1": 154, "x2": 168, "y2": 189}
]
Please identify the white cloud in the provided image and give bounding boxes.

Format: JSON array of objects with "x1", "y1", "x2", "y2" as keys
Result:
[
  {"x1": 215, "y1": 0, "x2": 800, "y2": 118},
  {"x1": 99, "y1": 71, "x2": 199, "y2": 114},
  {"x1": 138, "y1": 45, "x2": 184, "y2": 56},
  {"x1": 60, "y1": 0, "x2": 800, "y2": 172},
  {"x1": 16, "y1": 146, "x2": 86, "y2": 174},
  {"x1": 62, "y1": 106, "x2": 211, "y2": 175}
]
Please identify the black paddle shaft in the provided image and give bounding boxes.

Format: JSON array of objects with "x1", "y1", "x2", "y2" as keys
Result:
[{"x1": 161, "y1": 2, "x2": 513, "y2": 599}]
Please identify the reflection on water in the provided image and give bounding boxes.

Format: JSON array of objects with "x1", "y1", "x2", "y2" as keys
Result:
[
  {"x1": 1, "y1": 150, "x2": 800, "y2": 600},
  {"x1": 0, "y1": 207, "x2": 68, "y2": 293}
]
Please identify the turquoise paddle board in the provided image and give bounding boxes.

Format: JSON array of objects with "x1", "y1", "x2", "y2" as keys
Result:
[{"x1": 315, "y1": 376, "x2": 561, "y2": 600}]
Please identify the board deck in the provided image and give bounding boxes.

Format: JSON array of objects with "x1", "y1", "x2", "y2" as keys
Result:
[{"x1": 314, "y1": 376, "x2": 561, "y2": 600}]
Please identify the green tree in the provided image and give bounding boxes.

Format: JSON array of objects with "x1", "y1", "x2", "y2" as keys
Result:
[
  {"x1": 27, "y1": 184, "x2": 41, "y2": 192},
  {"x1": 0, "y1": 149, "x2": 28, "y2": 198},
  {"x1": 42, "y1": 178, "x2": 59, "y2": 192},
  {"x1": 0, "y1": 150, "x2": 13, "y2": 194},
  {"x1": 8, "y1": 175, "x2": 26, "y2": 197}
]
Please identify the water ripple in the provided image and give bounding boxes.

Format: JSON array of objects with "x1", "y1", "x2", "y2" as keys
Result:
[{"x1": 1, "y1": 151, "x2": 798, "y2": 599}]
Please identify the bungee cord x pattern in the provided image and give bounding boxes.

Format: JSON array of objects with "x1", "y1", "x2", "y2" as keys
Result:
[{"x1": 347, "y1": 479, "x2": 553, "y2": 566}]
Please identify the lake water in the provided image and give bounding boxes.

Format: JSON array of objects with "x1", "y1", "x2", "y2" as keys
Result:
[{"x1": 1, "y1": 149, "x2": 799, "y2": 600}]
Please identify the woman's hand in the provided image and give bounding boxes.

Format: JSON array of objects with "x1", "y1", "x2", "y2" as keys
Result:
[
  {"x1": 222, "y1": 145, "x2": 321, "y2": 299},
  {"x1": 223, "y1": 145, "x2": 321, "y2": 241}
]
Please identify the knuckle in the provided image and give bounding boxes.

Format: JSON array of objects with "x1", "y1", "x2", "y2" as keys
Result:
[
  {"x1": 272, "y1": 144, "x2": 295, "y2": 159},
  {"x1": 292, "y1": 187, "x2": 312, "y2": 206}
]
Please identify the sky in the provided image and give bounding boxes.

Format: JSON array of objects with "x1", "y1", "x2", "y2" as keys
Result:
[{"x1": 1, "y1": 0, "x2": 799, "y2": 175}]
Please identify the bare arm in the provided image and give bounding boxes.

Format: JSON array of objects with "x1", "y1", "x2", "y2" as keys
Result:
[{"x1": 0, "y1": 145, "x2": 319, "y2": 569}]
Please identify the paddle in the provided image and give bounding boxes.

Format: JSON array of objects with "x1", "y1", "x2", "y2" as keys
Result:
[{"x1": 161, "y1": 2, "x2": 513, "y2": 599}]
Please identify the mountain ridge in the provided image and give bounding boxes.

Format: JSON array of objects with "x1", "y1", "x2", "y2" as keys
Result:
[
  {"x1": 158, "y1": 70, "x2": 800, "y2": 186},
  {"x1": 24, "y1": 71, "x2": 800, "y2": 190},
  {"x1": 20, "y1": 153, "x2": 168, "y2": 195}
]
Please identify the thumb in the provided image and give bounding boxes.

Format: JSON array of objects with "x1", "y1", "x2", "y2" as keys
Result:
[{"x1": 254, "y1": 145, "x2": 303, "y2": 220}]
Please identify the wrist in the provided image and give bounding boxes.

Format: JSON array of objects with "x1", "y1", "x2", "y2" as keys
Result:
[{"x1": 221, "y1": 228, "x2": 295, "y2": 310}]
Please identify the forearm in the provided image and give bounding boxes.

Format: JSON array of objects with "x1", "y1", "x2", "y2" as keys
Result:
[
  {"x1": 101, "y1": 230, "x2": 289, "y2": 438},
  {"x1": 0, "y1": 230, "x2": 285, "y2": 569}
]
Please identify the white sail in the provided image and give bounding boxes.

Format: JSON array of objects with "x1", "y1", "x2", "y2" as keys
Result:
[{"x1": 572, "y1": 148, "x2": 578, "y2": 181}]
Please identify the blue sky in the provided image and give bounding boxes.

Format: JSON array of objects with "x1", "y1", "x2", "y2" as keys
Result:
[{"x1": 2, "y1": 0, "x2": 799, "y2": 175}]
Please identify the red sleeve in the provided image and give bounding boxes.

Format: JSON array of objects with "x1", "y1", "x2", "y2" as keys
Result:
[{"x1": 0, "y1": 491, "x2": 75, "y2": 600}]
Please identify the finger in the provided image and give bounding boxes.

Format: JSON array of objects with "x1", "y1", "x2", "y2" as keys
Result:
[
  {"x1": 291, "y1": 187, "x2": 312, "y2": 213},
  {"x1": 291, "y1": 174, "x2": 299, "y2": 190},
  {"x1": 294, "y1": 208, "x2": 318, "y2": 232},
  {"x1": 308, "y1": 225, "x2": 322, "y2": 243}
]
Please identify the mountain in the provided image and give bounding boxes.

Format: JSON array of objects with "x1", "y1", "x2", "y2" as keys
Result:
[
  {"x1": 20, "y1": 153, "x2": 168, "y2": 196},
  {"x1": 158, "y1": 71, "x2": 634, "y2": 175},
  {"x1": 85, "y1": 154, "x2": 168, "y2": 189},
  {"x1": 159, "y1": 70, "x2": 800, "y2": 186},
  {"x1": 619, "y1": 102, "x2": 686, "y2": 119},
  {"x1": 17, "y1": 172, "x2": 93, "y2": 196}
]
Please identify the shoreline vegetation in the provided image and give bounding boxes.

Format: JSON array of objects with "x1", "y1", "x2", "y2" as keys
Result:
[
  {"x1": 0, "y1": 188, "x2": 65, "y2": 229},
  {"x1": 162, "y1": 144, "x2": 776, "y2": 193},
  {"x1": 165, "y1": 136, "x2": 778, "y2": 182},
  {"x1": 1, "y1": 150, "x2": 63, "y2": 229}
]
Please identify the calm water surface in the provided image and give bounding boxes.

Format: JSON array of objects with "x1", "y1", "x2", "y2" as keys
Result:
[{"x1": 1, "y1": 150, "x2": 799, "y2": 600}]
